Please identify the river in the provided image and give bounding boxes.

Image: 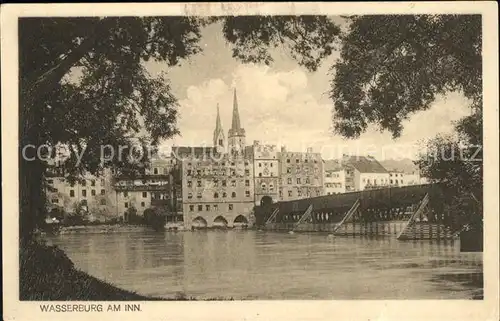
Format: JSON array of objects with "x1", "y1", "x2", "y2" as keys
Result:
[{"x1": 47, "y1": 228, "x2": 483, "y2": 300}]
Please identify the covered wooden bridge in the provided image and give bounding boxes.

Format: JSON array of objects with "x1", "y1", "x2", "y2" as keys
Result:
[{"x1": 256, "y1": 184, "x2": 480, "y2": 240}]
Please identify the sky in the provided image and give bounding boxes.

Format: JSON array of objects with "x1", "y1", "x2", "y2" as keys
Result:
[{"x1": 145, "y1": 21, "x2": 473, "y2": 161}]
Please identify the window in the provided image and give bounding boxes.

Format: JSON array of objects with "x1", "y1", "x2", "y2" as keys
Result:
[
  {"x1": 245, "y1": 161, "x2": 249, "y2": 166},
  {"x1": 306, "y1": 178, "x2": 310, "y2": 184},
  {"x1": 287, "y1": 159, "x2": 290, "y2": 163},
  {"x1": 197, "y1": 180, "x2": 202, "y2": 187},
  {"x1": 187, "y1": 170, "x2": 192, "y2": 176},
  {"x1": 101, "y1": 199, "x2": 106, "y2": 205},
  {"x1": 288, "y1": 190, "x2": 292, "y2": 197},
  {"x1": 53, "y1": 188, "x2": 59, "y2": 192},
  {"x1": 188, "y1": 192, "x2": 193, "y2": 199},
  {"x1": 206, "y1": 205, "x2": 210, "y2": 211},
  {"x1": 124, "y1": 202, "x2": 129, "y2": 208},
  {"x1": 197, "y1": 192, "x2": 202, "y2": 199},
  {"x1": 231, "y1": 170, "x2": 236, "y2": 176},
  {"x1": 91, "y1": 180, "x2": 96, "y2": 186},
  {"x1": 231, "y1": 180, "x2": 236, "y2": 187},
  {"x1": 164, "y1": 168, "x2": 169, "y2": 174},
  {"x1": 101, "y1": 189, "x2": 105, "y2": 195},
  {"x1": 222, "y1": 180, "x2": 227, "y2": 187},
  {"x1": 245, "y1": 169, "x2": 250, "y2": 175},
  {"x1": 154, "y1": 168, "x2": 159, "y2": 175},
  {"x1": 298, "y1": 190, "x2": 302, "y2": 197},
  {"x1": 259, "y1": 173, "x2": 262, "y2": 177},
  {"x1": 245, "y1": 180, "x2": 250, "y2": 186},
  {"x1": 279, "y1": 190, "x2": 283, "y2": 197},
  {"x1": 214, "y1": 192, "x2": 219, "y2": 198},
  {"x1": 82, "y1": 180, "x2": 87, "y2": 186},
  {"x1": 187, "y1": 180, "x2": 192, "y2": 187},
  {"x1": 228, "y1": 204, "x2": 233, "y2": 211},
  {"x1": 258, "y1": 163, "x2": 262, "y2": 167},
  {"x1": 231, "y1": 162, "x2": 235, "y2": 166},
  {"x1": 91, "y1": 189, "x2": 96, "y2": 196},
  {"x1": 287, "y1": 178, "x2": 292, "y2": 185},
  {"x1": 270, "y1": 163, "x2": 273, "y2": 167},
  {"x1": 51, "y1": 198, "x2": 58, "y2": 204},
  {"x1": 269, "y1": 184, "x2": 274, "y2": 191},
  {"x1": 287, "y1": 167, "x2": 292, "y2": 174},
  {"x1": 48, "y1": 179, "x2": 54, "y2": 184},
  {"x1": 70, "y1": 190, "x2": 75, "y2": 197},
  {"x1": 189, "y1": 205, "x2": 194, "y2": 212},
  {"x1": 232, "y1": 192, "x2": 236, "y2": 198},
  {"x1": 223, "y1": 192, "x2": 227, "y2": 198},
  {"x1": 261, "y1": 183, "x2": 267, "y2": 189},
  {"x1": 81, "y1": 200, "x2": 88, "y2": 206},
  {"x1": 214, "y1": 204, "x2": 218, "y2": 211},
  {"x1": 82, "y1": 190, "x2": 87, "y2": 197},
  {"x1": 245, "y1": 191, "x2": 250, "y2": 197},
  {"x1": 197, "y1": 170, "x2": 201, "y2": 176},
  {"x1": 390, "y1": 179, "x2": 393, "y2": 184},
  {"x1": 297, "y1": 178, "x2": 301, "y2": 184},
  {"x1": 296, "y1": 159, "x2": 299, "y2": 163},
  {"x1": 198, "y1": 205, "x2": 203, "y2": 211},
  {"x1": 101, "y1": 179, "x2": 105, "y2": 185},
  {"x1": 141, "y1": 192, "x2": 147, "y2": 198}
]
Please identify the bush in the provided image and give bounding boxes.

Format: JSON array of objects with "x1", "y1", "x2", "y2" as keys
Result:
[{"x1": 144, "y1": 207, "x2": 167, "y2": 231}]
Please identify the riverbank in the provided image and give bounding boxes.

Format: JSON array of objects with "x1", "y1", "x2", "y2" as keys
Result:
[{"x1": 20, "y1": 239, "x2": 233, "y2": 300}]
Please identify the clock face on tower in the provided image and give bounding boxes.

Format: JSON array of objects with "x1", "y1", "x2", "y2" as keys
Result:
[{"x1": 263, "y1": 167, "x2": 270, "y2": 176}]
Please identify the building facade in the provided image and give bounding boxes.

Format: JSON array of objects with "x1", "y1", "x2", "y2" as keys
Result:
[
  {"x1": 343, "y1": 156, "x2": 390, "y2": 191},
  {"x1": 278, "y1": 147, "x2": 324, "y2": 201},
  {"x1": 250, "y1": 141, "x2": 279, "y2": 206}
]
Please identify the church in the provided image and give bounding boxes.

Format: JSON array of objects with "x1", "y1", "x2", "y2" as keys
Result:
[{"x1": 174, "y1": 89, "x2": 256, "y2": 228}]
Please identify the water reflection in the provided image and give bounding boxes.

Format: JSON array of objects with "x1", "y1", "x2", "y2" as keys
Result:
[{"x1": 48, "y1": 230, "x2": 483, "y2": 300}]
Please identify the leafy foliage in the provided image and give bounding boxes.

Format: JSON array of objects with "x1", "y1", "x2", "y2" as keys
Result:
[
  {"x1": 223, "y1": 16, "x2": 341, "y2": 71},
  {"x1": 330, "y1": 15, "x2": 481, "y2": 138}
]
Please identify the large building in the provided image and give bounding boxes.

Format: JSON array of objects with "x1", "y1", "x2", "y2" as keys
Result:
[
  {"x1": 249, "y1": 141, "x2": 280, "y2": 206},
  {"x1": 324, "y1": 160, "x2": 346, "y2": 195},
  {"x1": 343, "y1": 155, "x2": 390, "y2": 191},
  {"x1": 177, "y1": 89, "x2": 255, "y2": 228},
  {"x1": 278, "y1": 146, "x2": 324, "y2": 201}
]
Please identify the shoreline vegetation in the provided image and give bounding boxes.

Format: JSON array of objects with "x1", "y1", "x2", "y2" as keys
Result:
[{"x1": 20, "y1": 239, "x2": 234, "y2": 301}]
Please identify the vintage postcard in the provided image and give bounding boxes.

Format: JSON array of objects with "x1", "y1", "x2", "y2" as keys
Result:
[{"x1": 2, "y1": 2, "x2": 499, "y2": 321}]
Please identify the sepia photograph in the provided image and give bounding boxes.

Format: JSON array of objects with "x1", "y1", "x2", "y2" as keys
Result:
[{"x1": 2, "y1": 2, "x2": 499, "y2": 321}]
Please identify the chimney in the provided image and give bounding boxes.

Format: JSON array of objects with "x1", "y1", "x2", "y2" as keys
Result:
[
  {"x1": 281, "y1": 145, "x2": 287, "y2": 152},
  {"x1": 307, "y1": 147, "x2": 313, "y2": 153}
]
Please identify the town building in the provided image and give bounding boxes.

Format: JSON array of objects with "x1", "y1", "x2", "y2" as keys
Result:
[
  {"x1": 178, "y1": 90, "x2": 254, "y2": 228},
  {"x1": 46, "y1": 169, "x2": 116, "y2": 221},
  {"x1": 278, "y1": 146, "x2": 324, "y2": 201},
  {"x1": 342, "y1": 155, "x2": 390, "y2": 191},
  {"x1": 324, "y1": 160, "x2": 346, "y2": 194},
  {"x1": 248, "y1": 141, "x2": 279, "y2": 206}
]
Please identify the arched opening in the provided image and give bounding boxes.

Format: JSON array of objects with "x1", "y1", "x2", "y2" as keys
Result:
[
  {"x1": 192, "y1": 216, "x2": 208, "y2": 228},
  {"x1": 260, "y1": 195, "x2": 273, "y2": 207},
  {"x1": 213, "y1": 215, "x2": 228, "y2": 228},
  {"x1": 233, "y1": 215, "x2": 249, "y2": 228}
]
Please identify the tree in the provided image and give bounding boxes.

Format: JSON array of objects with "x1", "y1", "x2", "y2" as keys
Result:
[
  {"x1": 330, "y1": 15, "x2": 483, "y2": 225},
  {"x1": 20, "y1": 16, "x2": 341, "y2": 242},
  {"x1": 330, "y1": 15, "x2": 481, "y2": 138}
]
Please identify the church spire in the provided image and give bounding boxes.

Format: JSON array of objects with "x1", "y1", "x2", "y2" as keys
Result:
[
  {"x1": 213, "y1": 103, "x2": 224, "y2": 149},
  {"x1": 228, "y1": 88, "x2": 246, "y2": 156},
  {"x1": 231, "y1": 88, "x2": 242, "y2": 131}
]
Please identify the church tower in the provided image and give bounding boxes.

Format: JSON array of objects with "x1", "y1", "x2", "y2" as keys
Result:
[
  {"x1": 228, "y1": 89, "x2": 246, "y2": 156},
  {"x1": 213, "y1": 103, "x2": 225, "y2": 152}
]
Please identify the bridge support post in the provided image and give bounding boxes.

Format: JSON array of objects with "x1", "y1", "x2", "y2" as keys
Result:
[
  {"x1": 333, "y1": 199, "x2": 361, "y2": 236},
  {"x1": 292, "y1": 204, "x2": 313, "y2": 232}
]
